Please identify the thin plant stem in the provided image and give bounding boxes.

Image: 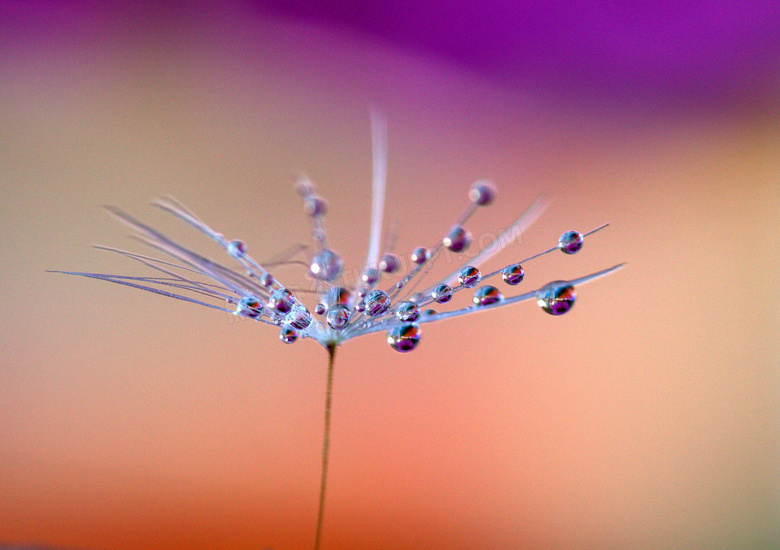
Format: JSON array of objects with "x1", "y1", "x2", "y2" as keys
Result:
[{"x1": 314, "y1": 343, "x2": 337, "y2": 550}]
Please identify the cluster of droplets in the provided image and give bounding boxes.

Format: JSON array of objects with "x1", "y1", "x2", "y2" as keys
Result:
[{"x1": 213, "y1": 176, "x2": 618, "y2": 353}]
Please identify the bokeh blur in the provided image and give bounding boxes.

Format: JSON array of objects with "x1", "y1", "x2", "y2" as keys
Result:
[{"x1": 1, "y1": 2, "x2": 778, "y2": 549}]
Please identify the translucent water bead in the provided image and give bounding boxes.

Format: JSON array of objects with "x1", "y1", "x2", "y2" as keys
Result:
[
  {"x1": 458, "y1": 266, "x2": 481, "y2": 288},
  {"x1": 284, "y1": 304, "x2": 312, "y2": 330},
  {"x1": 443, "y1": 225, "x2": 471, "y2": 253},
  {"x1": 379, "y1": 253, "x2": 400, "y2": 273},
  {"x1": 411, "y1": 247, "x2": 429, "y2": 264},
  {"x1": 303, "y1": 195, "x2": 328, "y2": 217},
  {"x1": 361, "y1": 267, "x2": 380, "y2": 285},
  {"x1": 326, "y1": 304, "x2": 351, "y2": 330},
  {"x1": 269, "y1": 288, "x2": 294, "y2": 314},
  {"x1": 469, "y1": 180, "x2": 496, "y2": 206},
  {"x1": 473, "y1": 285, "x2": 502, "y2": 306},
  {"x1": 558, "y1": 230, "x2": 584, "y2": 254},
  {"x1": 501, "y1": 263, "x2": 524, "y2": 285},
  {"x1": 279, "y1": 327, "x2": 298, "y2": 344},
  {"x1": 537, "y1": 282, "x2": 576, "y2": 315},
  {"x1": 432, "y1": 284, "x2": 453, "y2": 304},
  {"x1": 395, "y1": 301, "x2": 420, "y2": 322},
  {"x1": 235, "y1": 296, "x2": 263, "y2": 318},
  {"x1": 364, "y1": 289, "x2": 391, "y2": 316},
  {"x1": 227, "y1": 239, "x2": 247, "y2": 258},
  {"x1": 387, "y1": 323, "x2": 421, "y2": 353},
  {"x1": 310, "y1": 249, "x2": 343, "y2": 281}
]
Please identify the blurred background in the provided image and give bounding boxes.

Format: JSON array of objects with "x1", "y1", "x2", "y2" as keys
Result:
[{"x1": 1, "y1": 1, "x2": 778, "y2": 549}]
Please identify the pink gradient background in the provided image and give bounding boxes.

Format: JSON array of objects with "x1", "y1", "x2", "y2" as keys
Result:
[{"x1": 1, "y1": 2, "x2": 778, "y2": 549}]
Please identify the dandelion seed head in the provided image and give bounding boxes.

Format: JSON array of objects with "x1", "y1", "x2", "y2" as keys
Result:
[{"x1": 55, "y1": 115, "x2": 623, "y2": 354}]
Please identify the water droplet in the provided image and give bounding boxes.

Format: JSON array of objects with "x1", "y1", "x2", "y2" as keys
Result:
[
  {"x1": 227, "y1": 240, "x2": 246, "y2": 258},
  {"x1": 443, "y1": 225, "x2": 471, "y2": 252},
  {"x1": 355, "y1": 301, "x2": 366, "y2": 312},
  {"x1": 235, "y1": 296, "x2": 263, "y2": 318},
  {"x1": 423, "y1": 309, "x2": 437, "y2": 316},
  {"x1": 411, "y1": 247, "x2": 429, "y2": 265},
  {"x1": 469, "y1": 180, "x2": 496, "y2": 206},
  {"x1": 558, "y1": 230, "x2": 584, "y2": 254},
  {"x1": 310, "y1": 249, "x2": 343, "y2": 281},
  {"x1": 261, "y1": 273, "x2": 274, "y2": 287},
  {"x1": 304, "y1": 195, "x2": 328, "y2": 216},
  {"x1": 314, "y1": 303, "x2": 326, "y2": 315},
  {"x1": 379, "y1": 253, "x2": 400, "y2": 273},
  {"x1": 284, "y1": 304, "x2": 312, "y2": 330},
  {"x1": 502, "y1": 263, "x2": 525, "y2": 285},
  {"x1": 358, "y1": 288, "x2": 367, "y2": 298},
  {"x1": 361, "y1": 267, "x2": 380, "y2": 285},
  {"x1": 269, "y1": 288, "x2": 294, "y2": 314},
  {"x1": 387, "y1": 323, "x2": 421, "y2": 353},
  {"x1": 473, "y1": 285, "x2": 502, "y2": 306},
  {"x1": 395, "y1": 301, "x2": 420, "y2": 322},
  {"x1": 326, "y1": 304, "x2": 351, "y2": 330},
  {"x1": 364, "y1": 289, "x2": 391, "y2": 316},
  {"x1": 432, "y1": 283, "x2": 453, "y2": 303},
  {"x1": 458, "y1": 266, "x2": 481, "y2": 288},
  {"x1": 323, "y1": 287, "x2": 351, "y2": 308},
  {"x1": 537, "y1": 282, "x2": 576, "y2": 315},
  {"x1": 279, "y1": 327, "x2": 298, "y2": 344}
]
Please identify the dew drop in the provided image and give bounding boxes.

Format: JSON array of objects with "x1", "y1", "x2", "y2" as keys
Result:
[
  {"x1": 443, "y1": 225, "x2": 471, "y2": 253},
  {"x1": 304, "y1": 195, "x2": 328, "y2": 217},
  {"x1": 458, "y1": 266, "x2": 481, "y2": 288},
  {"x1": 387, "y1": 323, "x2": 421, "y2": 353},
  {"x1": 314, "y1": 303, "x2": 326, "y2": 315},
  {"x1": 469, "y1": 180, "x2": 496, "y2": 206},
  {"x1": 355, "y1": 301, "x2": 366, "y2": 313},
  {"x1": 279, "y1": 327, "x2": 298, "y2": 344},
  {"x1": 261, "y1": 273, "x2": 274, "y2": 287},
  {"x1": 537, "y1": 282, "x2": 576, "y2": 315},
  {"x1": 379, "y1": 253, "x2": 400, "y2": 273},
  {"x1": 502, "y1": 263, "x2": 525, "y2": 285},
  {"x1": 326, "y1": 304, "x2": 351, "y2": 330},
  {"x1": 558, "y1": 230, "x2": 584, "y2": 254},
  {"x1": 284, "y1": 304, "x2": 312, "y2": 330},
  {"x1": 411, "y1": 247, "x2": 429, "y2": 265},
  {"x1": 227, "y1": 240, "x2": 246, "y2": 258},
  {"x1": 310, "y1": 249, "x2": 343, "y2": 281},
  {"x1": 364, "y1": 289, "x2": 391, "y2": 316},
  {"x1": 395, "y1": 301, "x2": 420, "y2": 322},
  {"x1": 473, "y1": 285, "x2": 502, "y2": 306},
  {"x1": 269, "y1": 288, "x2": 294, "y2": 314},
  {"x1": 235, "y1": 296, "x2": 263, "y2": 318},
  {"x1": 361, "y1": 267, "x2": 380, "y2": 285},
  {"x1": 432, "y1": 283, "x2": 453, "y2": 304}
]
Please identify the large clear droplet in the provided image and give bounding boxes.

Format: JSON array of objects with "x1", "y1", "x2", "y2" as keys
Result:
[
  {"x1": 310, "y1": 249, "x2": 343, "y2": 281},
  {"x1": 227, "y1": 240, "x2": 247, "y2": 258},
  {"x1": 443, "y1": 225, "x2": 471, "y2": 252},
  {"x1": 458, "y1": 266, "x2": 481, "y2": 288},
  {"x1": 395, "y1": 301, "x2": 420, "y2": 322},
  {"x1": 379, "y1": 253, "x2": 400, "y2": 273},
  {"x1": 473, "y1": 285, "x2": 503, "y2": 306},
  {"x1": 269, "y1": 288, "x2": 294, "y2": 314},
  {"x1": 411, "y1": 247, "x2": 429, "y2": 265},
  {"x1": 364, "y1": 289, "x2": 391, "y2": 316},
  {"x1": 235, "y1": 296, "x2": 263, "y2": 318},
  {"x1": 469, "y1": 180, "x2": 496, "y2": 206},
  {"x1": 432, "y1": 283, "x2": 453, "y2": 303},
  {"x1": 284, "y1": 304, "x2": 312, "y2": 330},
  {"x1": 501, "y1": 263, "x2": 525, "y2": 285},
  {"x1": 558, "y1": 230, "x2": 584, "y2": 254},
  {"x1": 326, "y1": 304, "x2": 351, "y2": 330},
  {"x1": 537, "y1": 282, "x2": 576, "y2": 315},
  {"x1": 279, "y1": 327, "x2": 298, "y2": 344},
  {"x1": 387, "y1": 323, "x2": 421, "y2": 353}
]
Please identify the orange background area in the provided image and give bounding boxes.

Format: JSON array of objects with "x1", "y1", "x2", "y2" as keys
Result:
[{"x1": 1, "y1": 3, "x2": 778, "y2": 549}]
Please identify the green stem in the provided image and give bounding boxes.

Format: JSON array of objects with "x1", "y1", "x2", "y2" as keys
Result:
[{"x1": 314, "y1": 343, "x2": 336, "y2": 550}]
